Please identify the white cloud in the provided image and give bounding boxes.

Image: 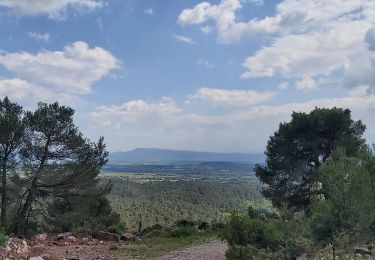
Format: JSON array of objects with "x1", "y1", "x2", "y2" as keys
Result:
[
  {"x1": 200, "y1": 25, "x2": 212, "y2": 34},
  {"x1": 89, "y1": 93, "x2": 375, "y2": 153},
  {"x1": 196, "y1": 59, "x2": 215, "y2": 69},
  {"x1": 28, "y1": 32, "x2": 50, "y2": 42},
  {"x1": 187, "y1": 87, "x2": 275, "y2": 106},
  {"x1": 295, "y1": 77, "x2": 316, "y2": 91},
  {"x1": 144, "y1": 8, "x2": 154, "y2": 16},
  {"x1": 342, "y1": 27, "x2": 375, "y2": 93},
  {"x1": 277, "y1": 82, "x2": 288, "y2": 90},
  {"x1": 178, "y1": 0, "x2": 375, "y2": 92},
  {"x1": 0, "y1": 0, "x2": 104, "y2": 19},
  {"x1": 178, "y1": 0, "x2": 279, "y2": 43},
  {"x1": 172, "y1": 33, "x2": 196, "y2": 44},
  {"x1": 239, "y1": 1, "x2": 375, "y2": 83},
  {"x1": 0, "y1": 78, "x2": 81, "y2": 106},
  {"x1": 92, "y1": 97, "x2": 181, "y2": 126},
  {"x1": 0, "y1": 41, "x2": 119, "y2": 105},
  {"x1": 0, "y1": 41, "x2": 119, "y2": 95}
]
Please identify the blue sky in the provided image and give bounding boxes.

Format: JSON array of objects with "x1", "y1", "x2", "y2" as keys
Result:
[{"x1": 0, "y1": 0, "x2": 375, "y2": 153}]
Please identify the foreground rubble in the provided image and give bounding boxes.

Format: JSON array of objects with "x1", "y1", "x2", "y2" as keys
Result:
[{"x1": 0, "y1": 231, "x2": 135, "y2": 260}]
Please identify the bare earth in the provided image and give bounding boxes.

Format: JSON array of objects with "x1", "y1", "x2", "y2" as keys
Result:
[
  {"x1": 156, "y1": 240, "x2": 228, "y2": 260},
  {"x1": 47, "y1": 240, "x2": 228, "y2": 260},
  {"x1": 1, "y1": 238, "x2": 228, "y2": 260}
]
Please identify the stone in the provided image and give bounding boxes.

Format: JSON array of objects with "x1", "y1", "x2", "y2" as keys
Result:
[
  {"x1": 94, "y1": 231, "x2": 119, "y2": 242},
  {"x1": 29, "y1": 257, "x2": 44, "y2": 260},
  {"x1": 67, "y1": 236, "x2": 77, "y2": 243},
  {"x1": 6, "y1": 238, "x2": 30, "y2": 257},
  {"x1": 56, "y1": 232, "x2": 72, "y2": 240},
  {"x1": 35, "y1": 233, "x2": 48, "y2": 242}
]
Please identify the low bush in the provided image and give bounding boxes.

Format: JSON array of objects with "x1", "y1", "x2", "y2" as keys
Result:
[
  {"x1": 170, "y1": 227, "x2": 196, "y2": 238},
  {"x1": 0, "y1": 230, "x2": 7, "y2": 246}
]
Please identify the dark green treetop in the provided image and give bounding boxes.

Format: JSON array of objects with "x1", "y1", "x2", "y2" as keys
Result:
[{"x1": 255, "y1": 107, "x2": 366, "y2": 211}]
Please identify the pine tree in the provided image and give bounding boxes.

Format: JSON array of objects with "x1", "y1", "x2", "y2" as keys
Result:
[
  {"x1": 15, "y1": 102, "x2": 109, "y2": 234},
  {"x1": 0, "y1": 97, "x2": 24, "y2": 228}
]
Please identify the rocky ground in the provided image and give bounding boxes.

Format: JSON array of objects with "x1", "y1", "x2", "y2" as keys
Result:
[
  {"x1": 0, "y1": 232, "x2": 228, "y2": 260},
  {"x1": 156, "y1": 240, "x2": 227, "y2": 260}
]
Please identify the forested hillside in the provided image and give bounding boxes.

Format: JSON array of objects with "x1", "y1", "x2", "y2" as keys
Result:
[{"x1": 106, "y1": 173, "x2": 263, "y2": 229}]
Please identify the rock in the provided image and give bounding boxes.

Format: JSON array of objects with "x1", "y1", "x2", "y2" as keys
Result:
[
  {"x1": 354, "y1": 246, "x2": 372, "y2": 255},
  {"x1": 56, "y1": 232, "x2": 72, "y2": 240},
  {"x1": 94, "y1": 231, "x2": 119, "y2": 242},
  {"x1": 81, "y1": 237, "x2": 89, "y2": 244},
  {"x1": 367, "y1": 243, "x2": 374, "y2": 250},
  {"x1": 29, "y1": 257, "x2": 44, "y2": 260},
  {"x1": 67, "y1": 236, "x2": 77, "y2": 243},
  {"x1": 121, "y1": 232, "x2": 137, "y2": 242},
  {"x1": 6, "y1": 238, "x2": 30, "y2": 257},
  {"x1": 35, "y1": 233, "x2": 48, "y2": 242}
]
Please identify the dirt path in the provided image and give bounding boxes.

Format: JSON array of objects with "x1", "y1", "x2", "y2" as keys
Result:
[
  {"x1": 156, "y1": 240, "x2": 228, "y2": 260},
  {"x1": 1, "y1": 237, "x2": 228, "y2": 260}
]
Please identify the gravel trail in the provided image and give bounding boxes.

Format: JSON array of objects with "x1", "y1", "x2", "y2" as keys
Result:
[{"x1": 157, "y1": 240, "x2": 228, "y2": 260}]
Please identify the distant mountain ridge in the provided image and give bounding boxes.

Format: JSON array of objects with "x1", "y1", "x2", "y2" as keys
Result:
[{"x1": 109, "y1": 148, "x2": 265, "y2": 164}]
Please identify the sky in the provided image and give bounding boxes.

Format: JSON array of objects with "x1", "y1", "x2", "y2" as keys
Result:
[{"x1": 0, "y1": 0, "x2": 375, "y2": 153}]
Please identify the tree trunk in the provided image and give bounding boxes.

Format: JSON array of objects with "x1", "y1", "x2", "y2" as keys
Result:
[
  {"x1": 17, "y1": 183, "x2": 35, "y2": 235},
  {"x1": 1, "y1": 163, "x2": 7, "y2": 227}
]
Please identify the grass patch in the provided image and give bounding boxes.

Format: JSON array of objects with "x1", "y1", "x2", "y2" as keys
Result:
[
  {"x1": 109, "y1": 243, "x2": 119, "y2": 251},
  {"x1": 116, "y1": 230, "x2": 222, "y2": 259}
]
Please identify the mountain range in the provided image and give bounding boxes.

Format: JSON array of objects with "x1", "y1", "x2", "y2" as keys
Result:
[{"x1": 109, "y1": 148, "x2": 265, "y2": 164}]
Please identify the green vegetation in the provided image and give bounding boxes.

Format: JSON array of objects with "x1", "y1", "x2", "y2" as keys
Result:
[
  {"x1": 225, "y1": 107, "x2": 375, "y2": 259},
  {"x1": 0, "y1": 97, "x2": 120, "y2": 236},
  {"x1": 255, "y1": 107, "x2": 366, "y2": 211},
  {"x1": 117, "y1": 229, "x2": 222, "y2": 258},
  {"x1": 0, "y1": 230, "x2": 7, "y2": 246},
  {"x1": 106, "y1": 172, "x2": 262, "y2": 229}
]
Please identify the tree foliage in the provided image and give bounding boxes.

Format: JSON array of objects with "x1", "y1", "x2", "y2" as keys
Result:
[
  {"x1": 0, "y1": 97, "x2": 24, "y2": 227},
  {"x1": 225, "y1": 108, "x2": 374, "y2": 259},
  {"x1": 255, "y1": 107, "x2": 366, "y2": 211},
  {"x1": 0, "y1": 97, "x2": 118, "y2": 235},
  {"x1": 311, "y1": 148, "x2": 375, "y2": 244}
]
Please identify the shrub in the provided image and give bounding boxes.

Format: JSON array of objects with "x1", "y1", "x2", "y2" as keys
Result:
[
  {"x1": 170, "y1": 227, "x2": 196, "y2": 238},
  {"x1": 198, "y1": 221, "x2": 210, "y2": 230},
  {"x1": 175, "y1": 219, "x2": 196, "y2": 228},
  {"x1": 226, "y1": 245, "x2": 285, "y2": 260},
  {"x1": 141, "y1": 224, "x2": 163, "y2": 237},
  {"x1": 0, "y1": 230, "x2": 7, "y2": 246},
  {"x1": 223, "y1": 211, "x2": 282, "y2": 250}
]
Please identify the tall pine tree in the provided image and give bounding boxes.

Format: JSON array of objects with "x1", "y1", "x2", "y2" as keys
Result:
[
  {"x1": 0, "y1": 97, "x2": 24, "y2": 228},
  {"x1": 16, "y1": 102, "x2": 109, "y2": 234}
]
